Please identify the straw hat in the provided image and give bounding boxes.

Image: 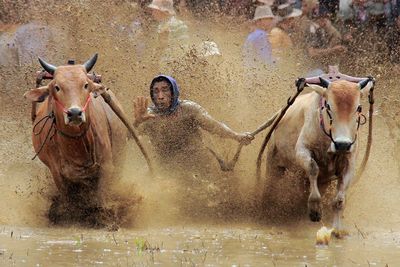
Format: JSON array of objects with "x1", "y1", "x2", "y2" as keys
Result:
[
  {"x1": 148, "y1": 0, "x2": 176, "y2": 15},
  {"x1": 253, "y1": 5, "x2": 276, "y2": 20}
]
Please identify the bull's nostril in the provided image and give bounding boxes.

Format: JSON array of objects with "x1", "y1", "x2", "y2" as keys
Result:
[
  {"x1": 334, "y1": 142, "x2": 352, "y2": 151},
  {"x1": 67, "y1": 108, "x2": 83, "y2": 118}
]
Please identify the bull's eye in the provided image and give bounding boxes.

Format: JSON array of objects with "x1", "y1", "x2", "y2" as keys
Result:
[
  {"x1": 84, "y1": 83, "x2": 89, "y2": 90},
  {"x1": 54, "y1": 85, "x2": 60, "y2": 92}
]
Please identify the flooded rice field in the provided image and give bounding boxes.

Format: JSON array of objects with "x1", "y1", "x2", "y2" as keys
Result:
[
  {"x1": 1, "y1": 0, "x2": 400, "y2": 266},
  {"x1": 0, "y1": 224, "x2": 399, "y2": 266}
]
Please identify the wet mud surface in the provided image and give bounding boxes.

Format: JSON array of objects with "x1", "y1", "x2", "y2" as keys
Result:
[{"x1": 1, "y1": 1, "x2": 400, "y2": 265}]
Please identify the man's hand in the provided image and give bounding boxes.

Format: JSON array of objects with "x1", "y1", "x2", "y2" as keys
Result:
[
  {"x1": 133, "y1": 96, "x2": 155, "y2": 127},
  {"x1": 236, "y1": 132, "x2": 254, "y2": 145}
]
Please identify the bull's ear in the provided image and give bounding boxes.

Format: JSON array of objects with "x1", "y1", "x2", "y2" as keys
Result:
[
  {"x1": 90, "y1": 82, "x2": 106, "y2": 97},
  {"x1": 24, "y1": 86, "x2": 49, "y2": 102},
  {"x1": 305, "y1": 83, "x2": 327, "y2": 96},
  {"x1": 359, "y1": 79, "x2": 374, "y2": 98}
]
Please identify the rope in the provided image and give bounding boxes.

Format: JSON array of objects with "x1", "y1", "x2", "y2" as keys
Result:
[
  {"x1": 256, "y1": 78, "x2": 306, "y2": 180},
  {"x1": 31, "y1": 112, "x2": 56, "y2": 160}
]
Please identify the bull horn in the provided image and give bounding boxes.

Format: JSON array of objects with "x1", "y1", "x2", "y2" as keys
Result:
[
  {"x1": 319, "y1": 77, "x2": 331, "y2": 88},
  {"x1": 38, "y1": 57, "x2": 57, "y2": 75},
  {"x1": 83, "y1": 53, "x2": 98, "y2": 73},
  {"x1": 358, "y1": 78, "x2": 371, "y2": 90}
]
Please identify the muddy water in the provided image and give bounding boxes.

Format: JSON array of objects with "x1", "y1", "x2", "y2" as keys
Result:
[
  {"x1": 1, "y1": 1, "x2": 400, "y2": 266},
  {"x1": 0, "y1": 224, "x2": 399, "y2": 266}
]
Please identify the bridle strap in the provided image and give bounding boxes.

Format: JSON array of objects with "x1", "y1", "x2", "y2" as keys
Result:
[
  {"x1": 319, "y1": 96, "x2": 362, "y2": 146},
  {"x1": 31, "y1": 95, "x2": 93, "y2": 160},
  {"x1": 53, "y1": 93, "x2": 92, "y2": 114}
]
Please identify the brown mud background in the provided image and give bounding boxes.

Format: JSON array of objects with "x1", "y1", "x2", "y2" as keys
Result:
[{"x1": 0, "y1": 0, "x2": 400, "y2": 235}]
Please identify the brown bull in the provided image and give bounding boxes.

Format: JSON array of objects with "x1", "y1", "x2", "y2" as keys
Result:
[
  {"x1": 266, "y1": 78, "x2": 373, "y2": 236},
  {"x1": 24, "y1": 54, "x2": 126, "y2": 226}
]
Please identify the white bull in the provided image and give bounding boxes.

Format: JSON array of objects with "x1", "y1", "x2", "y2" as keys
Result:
[{"x1": 266, "y1": 78, "x2": 373, "y2": 236}]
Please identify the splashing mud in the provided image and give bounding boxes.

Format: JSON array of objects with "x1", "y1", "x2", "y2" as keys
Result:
[{"x1": 0, "y1": 0, "x2": 400, "y2": 265}]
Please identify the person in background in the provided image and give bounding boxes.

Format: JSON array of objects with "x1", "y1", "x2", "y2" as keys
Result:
[
  {"x1": 242, "y1": 5, "x2": 277, "y2": 71},
  {"x1": 147, "y1": 0, "x2": 189, "y2": 71},
  {"x1": 270, "y1": 2, "x2": 303, "y2": 50},
  {"x1": 303, "y1": 3, "x2": 347, "y2": 76},
  {"x1": 386, "y1": 14, "x2": 400, "y2": 73}
]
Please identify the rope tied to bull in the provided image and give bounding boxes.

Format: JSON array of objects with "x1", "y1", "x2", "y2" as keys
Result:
[
  {"x1": 31, "y1": 63, "x2": 154, "y2": 174},
  {"x1": 255, "y1": 78, "x2": 306, "y2": 180},
  {"x1": 31, "y1": 111, "x2": 56, "y2": 160},
  {"x1": 353, "y1": 77, "x2": 375, "y2": 184},
  {"x1": 31, "y1": 110, "x2": 93, "y2": 160},
  {"x1": 319, "y1": 96, "x2": 366, "y2": 150},
  {"x1": 255, "y1": 66, "x2": 375, "y2": 190},
  {"x1": 208, "y1": 78, "x2": 306, "y2": 172}
]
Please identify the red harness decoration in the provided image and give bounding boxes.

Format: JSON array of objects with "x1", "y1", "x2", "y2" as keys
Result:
[{"x1": 53, "y1": 93, "x2": 92, "y2": 114}]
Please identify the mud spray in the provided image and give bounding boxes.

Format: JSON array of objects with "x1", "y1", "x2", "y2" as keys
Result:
[{"x1": 0, "y1": 1, "x2": 399, "y2": 234}]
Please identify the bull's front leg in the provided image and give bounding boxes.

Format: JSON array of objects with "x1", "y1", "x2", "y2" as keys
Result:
[
  {"x1": 296, "y1": 134, "x2": 321, "y2": 222},
  {"x1": 332, "y1": 155, "x2": 356, "y2": 238}
]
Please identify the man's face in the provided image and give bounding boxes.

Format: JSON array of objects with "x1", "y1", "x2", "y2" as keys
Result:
[
  {"x1": 316, "y1": 17, "x2": 328, "y2": 27},
  {"x1": 255, "y1": 18, "x2": 275, "y2": 31},
  {"x1": 152, "y1": 80, "x2": 172, "y2": 110}
]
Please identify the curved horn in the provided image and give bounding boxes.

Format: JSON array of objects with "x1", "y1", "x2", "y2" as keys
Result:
[
  {"x1": 83, "y1": 53, "x2": 98, "y2": 73},
  {"x1": 38, "y1": 57, "x2": 57, "y2": 75},
  {"x1": 319, "y1": 77, "x2": 331, "y2": 88},
  {"x1": 358, "y1": 78, "x2": 371, "y2": 90}
]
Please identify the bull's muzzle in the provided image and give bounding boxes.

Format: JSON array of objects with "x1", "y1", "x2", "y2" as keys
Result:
[
  {"x1": 66, "y1": 107, "x2": 86, "y2": 125},
  {"x1": 333, "y1": 140, "x2": 353, "y2": 152}
]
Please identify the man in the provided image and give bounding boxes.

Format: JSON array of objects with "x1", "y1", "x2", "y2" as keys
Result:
[
  {"x1": 133, "y1": 75, "x2": 254, "y2": 172},
  {"x1": 303, "y1": 3, "x2": 347, "y2": 76},
  {"x1": 243, "y1": 5, "x2": 277, "y2": 70},
  {"x1": 387, "y1": 15, "x2": 400, "y2": 73},
  {"x1": 270, "y1": 3, "x2": 303, "y2": 51},
  {"x1": 147, "y1": 0, "x2": 189, "y2": 71}
]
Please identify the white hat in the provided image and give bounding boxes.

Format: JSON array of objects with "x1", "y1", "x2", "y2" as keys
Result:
[
  {"x1": 199, "y1": 41, "x2": 221, "y2": 57},
  {"x1": 253, "y1": 5, "x2": 276, "y2": 21},
  {"x1": 257, "y1": 0, "x2": 275, "y2": 5},
  {"x1": 148, "y1": 0, "x2": 176, "y2": 15},
  {"x1": 277, "y1": 3, "x2": 302, "y2": 19}
]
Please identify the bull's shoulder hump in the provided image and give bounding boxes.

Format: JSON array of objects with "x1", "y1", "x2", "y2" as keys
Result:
[{"x1": 296, "y1": 91, "x2": 319, "y2": 106}]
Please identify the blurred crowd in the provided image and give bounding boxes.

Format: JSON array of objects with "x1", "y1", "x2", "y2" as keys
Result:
[
  {"x1": 1, "y1": 0, "x2": 399, "y2": 74},
  {"x1": 133, "y1": 0, "x2": 400, "y2": 77}
]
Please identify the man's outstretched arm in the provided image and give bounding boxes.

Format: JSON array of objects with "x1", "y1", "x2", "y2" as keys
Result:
[{"x1": 190, "y1": 101, "x2": 254, "y2": 145}]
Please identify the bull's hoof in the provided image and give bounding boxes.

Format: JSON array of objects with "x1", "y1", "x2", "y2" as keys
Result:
[{"x1": 309, "y1": 210, "x2": 322, "y2": 222}]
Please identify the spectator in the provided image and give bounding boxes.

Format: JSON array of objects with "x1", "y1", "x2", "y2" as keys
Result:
[
  {"x1": 242, "y1": 5, "x2": 277, "y2": 71},
  {"x1": 147, "y1": 0, "x2": 189, "y2": 71},
  {"x1": 303, "y1": 3, "x2": 347, "y2": 75},
  {"x1": 387, "y1": 15, "x2": 400, "y2": 73},
  {"x1": 270, "y1": 2, "x2": 303, "y2": 50}
]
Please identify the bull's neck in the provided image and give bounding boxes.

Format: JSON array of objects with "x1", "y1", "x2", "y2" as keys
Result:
[{"x1": 56, "y1": 125, "x2": 96, "y2": 167}]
